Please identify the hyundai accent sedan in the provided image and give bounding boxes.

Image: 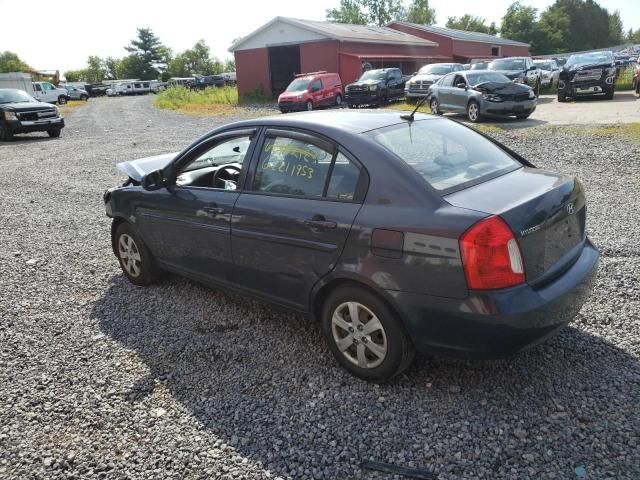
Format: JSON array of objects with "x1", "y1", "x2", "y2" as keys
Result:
[{"x1": 104, "y1": 110, "x2": 598, "y2": 382}]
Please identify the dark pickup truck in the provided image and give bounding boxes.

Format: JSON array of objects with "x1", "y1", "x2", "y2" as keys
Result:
[
  {"x1": 189, "y1": 75, "x2": 225, "y2": 90},
  {"x1": 0, "y1": 88, "x2": 64, "y2": 141},
  {"x1": 557, "y1": 51, "x2": 617, "y2": 102},
  {"x1": 345, "y1": 68, "x2": 407, "y2": 107}
]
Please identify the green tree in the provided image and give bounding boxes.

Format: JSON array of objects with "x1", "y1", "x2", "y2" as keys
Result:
[
  {"x1": 501, "y1": 2, "x2": 538, "y2": 50},
  {"x1": 628, "y1": 29, "x2": 640, "y2": 44},
  {"x1": 123, "y1": 27, "x2": 167, "y2": 80},
  {"x1": 608, "y1": 10, "x2": 624, "y2": 45},
  {"x1": 446, "y1": 14, "x2": 496, "y2": 34},
  {"x1": 85, "y1": 55, "x2": 106, "y2": 83},
  {"x1": 536, "y1": 4, "x2": 570, "y2": 54},
  {"x1": 223, "y1": 59, "x2": 236, "y2": 72},
  {"x1": 63, "y1": 70, "x2": 86, "y2": 82},
  {"x1": 405, "y1": 0, "x2": 436, "y2": 25},
  {"x1": 104, "y1": 57, "x2": 121, "y2": 80},
  {"x1": 0, "y1": 51, "x2": 31, "y2": 73},
  {"x1": 326, "y1": 0, "x2": 404, "y2": 26},
  {"x1": 327, "y1": 0, "x2": 371, "y2": 24}
]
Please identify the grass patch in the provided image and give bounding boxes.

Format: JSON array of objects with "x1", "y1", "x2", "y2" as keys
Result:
[
  {"x1": 469, "y1": 124, "x2": 507, "y2": 134},
  {"x1": 615, "y1": 66, "x2": 635, "y2": 91},
  {"x1": 382, "y1": 101, "x2": 431, "y2": 114},
  {"x1": 59, "y1": 100, "x2": 87, "y2": 115},
  {"x1": 154, "y1": 85, "x2": 274, "y2": 116}
]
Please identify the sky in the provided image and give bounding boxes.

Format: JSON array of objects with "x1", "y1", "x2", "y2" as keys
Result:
[{"x1": 1, "y1": 0, "x2": 639, "y2": 73}]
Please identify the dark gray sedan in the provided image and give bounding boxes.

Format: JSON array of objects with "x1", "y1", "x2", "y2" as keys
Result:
[
  {"x1": 429, "y1": 71, "x2": 537, "y2": 122},
  {"x1": 104, "y1": 111, "x2": 597, "y2": 382}
]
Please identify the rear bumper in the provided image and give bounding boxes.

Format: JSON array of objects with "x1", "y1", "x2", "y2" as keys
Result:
[
  {"x1": 389, "y1": 238, "x2": 599, "y2": 359},
  {"x1": 6, "y1": 118, "x2": 64, "y2": 134}
]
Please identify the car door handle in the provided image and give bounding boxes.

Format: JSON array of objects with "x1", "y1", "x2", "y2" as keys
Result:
[
  {"x1": 203, "y1": 205, "x2": 224, "y2": 214},
  {"x1": 303, "y1": 216, "x2": 337, "y2": 230}
]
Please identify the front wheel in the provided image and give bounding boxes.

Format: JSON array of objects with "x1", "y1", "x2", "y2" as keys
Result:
[
  {"x1": 429, "y1": 97, "x2": 440, "y2": 115},
  {"x1": 305, "y1": 100, "x2": 313, "y2": 111},
  {"x1": 335, "y1": 94, "x2": 342, "y2": 107},
  {"x1": 604, "y1": 87, "x2": 614, "y2": 100},
  {"x1": 114, "y1": 222, "x2": 159, "y2": 286},
  {"x1": 321, "y1": 286, "x2": 415, "y2": 383},
  {"x1": 516, "y1": 113, "x2": 532, "y2": 120},
  {"x1": 80, "y1": 94, "x2": 88, "y2": 101},
  {"x1": 466, "y1": 100, "x2": 481, "y2": 123},
  {"x1": 58, "y1": 96, "x2": 67, "y2": 105},
  {"x1": 0, "y1": 123, "x2": 14, "y2": 141},
  {"x1": 47, "y1": 129, "x2": 61, "y2": 138}
]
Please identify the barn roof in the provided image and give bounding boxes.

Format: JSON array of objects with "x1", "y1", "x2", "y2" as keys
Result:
[
  {"x1": 229, "y1": 17, "x2": 438, "y2": 52},
  {"x1": 388, "y1": 21, "x2": 530, "y2": 47}
]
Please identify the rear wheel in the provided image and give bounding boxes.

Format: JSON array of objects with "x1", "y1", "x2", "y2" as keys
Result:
[
  {"x1": 80, "y1": 94, "x2": 88, "y2": 101},
  {"x1": 429, "y1": 97, "x2": 440, "y2": 115},
  {"x1": 58, "y1": 96, "x2": 67, "y2": 105},
  {"x1": 321, "y1": 286, "x2": 415, "y2": 383},
  {"x1": 305, "y1": 100, "x2": 313, "y2": 111},
  {"x1": 466, "y1": 100, "x2": 481, "y2": 122},
  {"x1": 47, "y1": 129, "x2": 61, "y2": 138},
  {"x1": 0, "y1": 123, "x2": 14, "y2": 141},
  {"x1": 114, "y1": 222, "x2": 159, "y2": 286}
]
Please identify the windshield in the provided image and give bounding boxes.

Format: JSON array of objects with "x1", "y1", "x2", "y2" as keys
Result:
[
  {"x1": 488, "y1": 58, "x2": 526, "y2": 71},
  {"x1": 285, "y1": 79, "x2": 310, "y2": 92},
  {"x1": 466, "y1": 72, "x2": 511, "y2": 85},
  {"x1": 0, "y1": 89, "x2": 36, "y2": 104},
  {"x1": 566, "y1": 52, "x2": 613, "y2": 67},
  {"x1": 370, "y1": 120, "x2": 520, "y2": 192},
  {"x1": 534, "y1": 62, "x2": 552, "y2": 70},
  {"x1": 359, "y1": 70, "x2": 386, "y2": 81},
  {"x1": 470, "y1": 62, "x2": 487, "y2": 70},
  {"x1": 418, "y1": 64, "x2": 453, "y2": 75}
]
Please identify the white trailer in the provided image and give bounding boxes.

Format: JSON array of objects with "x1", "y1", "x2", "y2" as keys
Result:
[{"x1": 0, "y1": 72, "x2": 36, "y2": 96}]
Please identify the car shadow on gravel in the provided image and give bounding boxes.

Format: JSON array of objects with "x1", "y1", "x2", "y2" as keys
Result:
[{"x1": 92, "y1": 273, "x2": 640, "y2": 479}]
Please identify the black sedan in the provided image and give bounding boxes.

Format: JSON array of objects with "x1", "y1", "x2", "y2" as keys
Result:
[{"x1": 104, "y1": 111, "x2": 598, "y2": 382}]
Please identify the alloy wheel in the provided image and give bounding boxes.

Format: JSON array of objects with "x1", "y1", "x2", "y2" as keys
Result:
[
  {"x1": 430, "y1": 98, "x2": 439, "y2": 114},
  {"x1": 467, "y1": 102, "x2": 479, "y2": 122},
  {"x1": 118, "y1": 233, "x2": 142, "y2": 277},
  {"x1": 331, "y1": 301, "x2": 388, "y2": 369}
]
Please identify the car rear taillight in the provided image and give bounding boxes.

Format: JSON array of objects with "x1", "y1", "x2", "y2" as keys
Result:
[{"x1": 459, "y1": 216, "x2": 525, "y2": 290}]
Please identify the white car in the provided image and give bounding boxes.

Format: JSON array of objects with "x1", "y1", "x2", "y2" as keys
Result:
[
  {"x1": 32, "y1": 82, "x2": 70, "y2": 104},
  {"x1": 533, "y1": 60, "x2": 560, "y2": 89}
]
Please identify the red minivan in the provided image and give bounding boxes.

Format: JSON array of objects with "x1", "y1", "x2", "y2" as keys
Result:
[{"x1": 278, "y1": 71, "x2": 343, "y2": 113}]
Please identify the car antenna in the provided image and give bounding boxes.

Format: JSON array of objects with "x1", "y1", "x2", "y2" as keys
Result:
[{"x1": 400, "y1": 95, "x2": 429, "y2": 122}]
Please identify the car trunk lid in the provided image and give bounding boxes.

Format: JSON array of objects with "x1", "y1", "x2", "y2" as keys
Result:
[{"x1": 445, "y1": 167, "x2": 586, "y2": 285}]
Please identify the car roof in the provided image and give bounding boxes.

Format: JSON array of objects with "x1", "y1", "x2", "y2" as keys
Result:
[{"x1": 225, "y1": 110, "x2": 439, "y2": 136}]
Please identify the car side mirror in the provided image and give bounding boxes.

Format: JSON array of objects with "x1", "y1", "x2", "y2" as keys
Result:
[
  {"x1": 141, "y1": 169, "x2": 165, "y2": 191},
  {"x1": 456, "y1": 82, "x2": 467, "y2": 89},
  {"x1": 413, "y1": 72, "x2": 417, "y2": 76}
]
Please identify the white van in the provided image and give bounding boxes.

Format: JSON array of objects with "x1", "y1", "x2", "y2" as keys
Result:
[{"x1": 33, "y1": 82, "x2": 70, "y2": 104}]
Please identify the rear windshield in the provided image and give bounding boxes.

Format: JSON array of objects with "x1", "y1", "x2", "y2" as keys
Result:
[
  {"x1": 419, "y1": 64, "x2": 453, "y2": 75},
  {"x1": 370, "y1": 120, "x2": 521, "y2": 192},
  {"x1": 488, "y1": 58, "x2": 526, "y2": 71}
]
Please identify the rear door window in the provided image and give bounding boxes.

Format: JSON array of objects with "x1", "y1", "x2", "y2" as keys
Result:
[
  {"x1": 440, "y1": 74, "x2": 455, "y2": 87},
  {"x1": 370, "y1": 120, "x2": 520, "y2": 193}
]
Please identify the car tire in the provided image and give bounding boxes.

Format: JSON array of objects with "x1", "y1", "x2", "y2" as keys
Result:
[
  {"x1": 534, "y1": 80, "x2": 540, "y2": 97},
  {"x1": 516, "y1": 113, "x2": 531, "y2": 120},
  {"x1": 47, "y1": 129, "x2": 61, "y2": 138},
  {"x1": 321, "y1": 285, "x2": 415, "y2": 383},
  {"x1": 604, "y1": 87, "x2": 615, "y2": 100},
  {"x1": 429, "y1": 97, "x2": 440, "y2": 115},
  {"x1": 80, "y1": 94, "x2": 88, "y2": 101},
  {"x1": 348, "y1": 103, "x2": 356, "y2": 109},
  {"x1": 557, "y1": 92, "x2": 567, "y2": 103},
  {"x1": 466, "y1": 100, "x2": 481, "y2": 123},
  {"x1": 378, "y1": 93, "x2": 388, "y2": 107},
  {"x1": 305, "y1": 100, "x2": 313, "y2": 111},
  {"x1": 335, "y1": 94, "x2": 342, "y2": 107},
  {"x1": 114, "y1": 222, "x2": 159, "y2": 286},
  {"x1": 0, "y1": 123, "x2": 14, "y2": 141},
  {"x1": 635, "y1": 78, "x2": 640, "y2": 94},
  {"x1": 58, "y1": 96, "x2": 67, "y2": 105}
]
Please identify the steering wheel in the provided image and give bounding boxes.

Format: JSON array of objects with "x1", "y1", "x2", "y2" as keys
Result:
[{"x1": 212, "y1": 164, "x2": 241, "y2": 188}]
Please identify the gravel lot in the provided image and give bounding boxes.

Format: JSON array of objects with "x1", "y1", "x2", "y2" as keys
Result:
[{"x1": 1, "y1": 96, "x2": 639, "y2": 480}]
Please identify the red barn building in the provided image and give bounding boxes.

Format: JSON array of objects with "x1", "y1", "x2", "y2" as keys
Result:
[
  {"x1": 229, "y1": 17, "x2": 442, "y2": 98},
  {"x1": 387, "y1": 21, "x2": 530, "y2": 64}
]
